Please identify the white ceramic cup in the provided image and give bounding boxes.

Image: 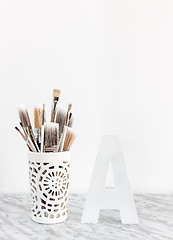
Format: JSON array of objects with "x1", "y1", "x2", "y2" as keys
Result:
[{"x1": 28, "y1": 151, "x2": 71, "y2": 224}]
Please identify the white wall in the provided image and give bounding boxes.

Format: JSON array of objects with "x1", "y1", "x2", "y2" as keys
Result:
[{"x1": 0, "y1": 0, "x2": 173, "y2": 194}]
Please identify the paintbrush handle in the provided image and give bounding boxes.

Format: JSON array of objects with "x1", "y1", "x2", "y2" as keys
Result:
[
  {"x1": 15, "y1": 127, "x2": 36, "y2": 152},
  {"x1": 26, "y1": 138, "x2": 37, "y2": 152},
  {"x1": 59, "y1": 125, "x2": 67, "y2": 152},
  {"x1": 29, "y1": 128, "x2": 40, "y2": 152},
  {"x1": 51, "y1": 101, "x2": 57, "y2": 122},
  {"x1": 34, "y1": 127, "x2": 41, "y2": 146},
  {"x1": 40, "y1": 125, "x2": 44, "y2": 153}
]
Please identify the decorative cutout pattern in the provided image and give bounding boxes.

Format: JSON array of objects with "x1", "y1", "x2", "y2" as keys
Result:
[{"x1": 29, "y1": 161, "x2": 70, "y2": 222}]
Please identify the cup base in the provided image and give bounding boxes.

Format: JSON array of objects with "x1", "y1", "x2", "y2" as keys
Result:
[{"x1": 31, "y1": 214, "x2": 68, "y2": 224}]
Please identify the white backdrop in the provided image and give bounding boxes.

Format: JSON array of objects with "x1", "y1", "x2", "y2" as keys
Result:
[{"x1": 0, "y1": 0, "x2": 173, "y2": 193}]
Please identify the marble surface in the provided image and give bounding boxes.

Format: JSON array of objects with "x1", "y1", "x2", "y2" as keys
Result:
[{"x1": 0, "y1": 194, "x2": 172, "y2": 240}]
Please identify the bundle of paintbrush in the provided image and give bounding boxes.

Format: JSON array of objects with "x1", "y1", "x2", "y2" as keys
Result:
[{"x1": 15, "y1": 89, "x2": 76, "y2": 153}]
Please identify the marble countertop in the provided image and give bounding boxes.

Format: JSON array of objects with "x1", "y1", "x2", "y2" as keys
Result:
[{"x1": 0, "y1": 194, "x2": 172, "y2": 240}]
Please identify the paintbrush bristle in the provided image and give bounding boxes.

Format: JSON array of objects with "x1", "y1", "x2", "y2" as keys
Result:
[
  {"x1": 63, "y1": 127, "x2": 77, "y2": 151},
  {"x1": 34, "y1": 105, "x2": 43, "y2": 129},
  {"x1": 55, "y1": 107, "x2": 66, "y2": 137},
  {"x1": 68, "y1": 104, "x2": 72, "y2": 110},
  {"x1": 18, "y1": 104, "x2": 31, "y2": 128},
  {"x1": 53, "y1": 89, "x2": 61, "y2": 98},
  {"x1": 44, "y1": 123, "x2": 59, "y2": 152},
  {"x1": 42, "y1": 104, "x2": 45, "y2": 124}
]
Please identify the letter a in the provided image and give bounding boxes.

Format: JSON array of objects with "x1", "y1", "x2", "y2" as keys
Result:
[{"x1": 81, "y1": 135, "x2": 139, "y2": 224}]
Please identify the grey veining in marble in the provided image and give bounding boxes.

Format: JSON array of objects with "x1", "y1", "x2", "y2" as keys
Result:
[{"x1": 0, "y1": 194, "x2": 172, "y2": 240}]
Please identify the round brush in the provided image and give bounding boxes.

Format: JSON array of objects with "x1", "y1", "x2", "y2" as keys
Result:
[
  {"x1": 15, "y1": 127, "x2": 36, "y2": 152},
  {"x1": 18, "y1": 105, "x2": 40, "y2": 152},
  {"x1": 59, "y1": 104, "x2": 72, "y2": 152},
  {"x1": 40, "y1": 104, "x2": 45, "y2": 153},
  {"x1": 51, "y1": 89, "x2": 61, "y2": 122},
  {"x1": 55, "y1": 106, "x2": 66, "y2": 138},
  {"x1": 34, "y1": 105, "x2": 43, "y2": 149}
]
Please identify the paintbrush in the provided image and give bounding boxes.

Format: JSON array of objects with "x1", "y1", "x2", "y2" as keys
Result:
[
  {"x1": 40, "y1": 104, "x2": 45, "y2": 152},
  {"x1": 19, "y1": 122, "x2": 32, "y2": 151},
  {"x1": 51, "y1": 89, "x2": 61, "y2": 122},
  {"x1": 34, "y1": 105, "x2": 43, "y2": 149},
  {"x1": 20, "y1": 122, "x2": 28, "y2": 137},
  {"x1": 63, "y1": 127, "x2": 77, "y2": 151},
  {"x1": 44, "y1": 122, "x2": 59, "y2": 152},
  {"x1": 65, "y1": 104, "x2": 72, "y2": 126},
  {"x1": 55, "y1": 107, "x2": 66, "y2": 138},
  {"x1": 68, "y1": 112, "x2": 73, "y2": 127},
  {"x1": 59, "y1": 104, "x2": 72, "y2": 152},
  {"x1": 15, "y1": 127, "x2": 37, "y2": 152},
  {"x1": 55, "y1": 106, "x2": 74, "y2": 138},
  {"x1": 18, "y1": 105, "x2": 40, "y2": 152}
]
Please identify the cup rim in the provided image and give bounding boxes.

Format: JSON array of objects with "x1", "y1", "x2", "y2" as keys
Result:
[{"x1": 28, "y1": 150, "x2": 71, "y2": 156}]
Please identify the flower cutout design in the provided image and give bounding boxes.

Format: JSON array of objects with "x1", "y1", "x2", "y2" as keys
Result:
[{"x1": 29, "y1": 161, "x2": 70, "y2": 220}]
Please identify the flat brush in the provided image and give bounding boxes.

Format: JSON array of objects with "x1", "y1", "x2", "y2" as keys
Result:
[
  {"x1": 44, "y1": 122, "x2": 59, "y2": 152},
  {"x1": 34, "y1": 105, "x2": 43, "y2": 149},
  {"x1": 18, "y1": 105, "x2": 40, "y2": 152},
  {"x1": 15, "y1": 127, "x2": 36, "y2": 152},
  {"x1": 40, "y1": 104, "x2": 45, "y2": 152},
  {"x1": 51, "y1": 89, "x2": 61, "y2": 122},
  {"x1": 63, "y1": 127, "x2": 77, "y2": 151}
]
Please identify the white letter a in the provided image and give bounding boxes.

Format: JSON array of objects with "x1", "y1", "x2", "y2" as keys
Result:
[{"x1": 81, "y1": 135, "x2": 139, "y2": 224}]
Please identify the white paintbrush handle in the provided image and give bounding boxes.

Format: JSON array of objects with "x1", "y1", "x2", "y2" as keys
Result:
[
  {"x1": 26, "y1": 138, "x2": 37, "y2": 152},
  {"x1": 59, "y1": 126, "x2": 67, "y2": 152},
  {"x1": 40, "y1": 125, "x2": 44, "y2": 153},
  {"x1": 30, "y1": 130, "x2": 40, "y2": 152}
]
